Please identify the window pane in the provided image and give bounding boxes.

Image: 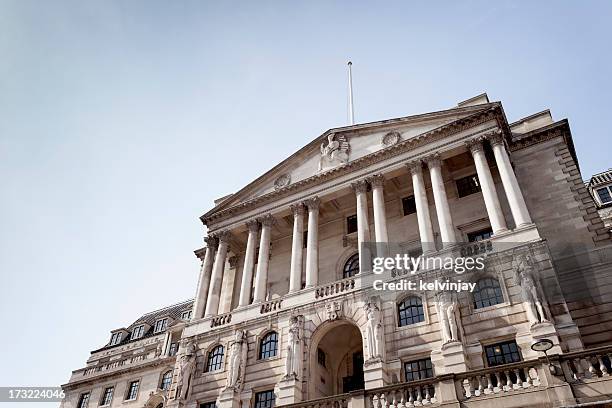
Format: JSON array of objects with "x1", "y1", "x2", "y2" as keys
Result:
[
  {"x1": 473, "y1": 278, "x2": 504, "y2": 309},
  {"x1": 597, "y1": 187, "x2": 612, "y2": 203},
  {"x1": 467, "y1": 228, "x2": 493, "y2": 242},
  {"x1": 347, "y1": 215, "x2": 358, "y2": 234},
  {"x1": 126, "y1": 381, "x2": 139, "y2": 400},
  {"x1": 206, "y1": 345, "x2": 225, "y2": 372},
  {"x1": 484, "y1": 341, "x2": 522, "y2": 366},
  {"x1": 78, "y1": 393, "x2": 90, "y2": 408},
  {"x1": 255, "y1": 390, "x2": 275, "y2": 408},
  {"x1": 404, "y1": 358, "x2": 433, "y2": 382},
  {"x1": 456, "y1": 174, "x2": 481, "y2": 198},
  {"x1": 402, "y1": 196, "x2": 417, "y2": 216},
  {"x1": 397, "y1": 297, "x2": 425, "y2": 327},
  {"x1": 259, "y1": 332, "x2": 278, "y2": 359},
  {"x1": 343, "y1": 253, "x2": 360, "y2": 278},
  {"x1": 161, "y1": 371, "x2": 173, "y2": 390}
]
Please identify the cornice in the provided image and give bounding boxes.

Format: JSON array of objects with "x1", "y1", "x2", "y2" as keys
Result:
[{"x1": 203, "y1": 104, "x2": 506, "y2": 226}]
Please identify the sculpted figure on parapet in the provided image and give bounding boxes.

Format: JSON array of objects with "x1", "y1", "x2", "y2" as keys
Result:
[
  {"x1": 319, "y1": 133, "x2": 349, "y2": 171},
  {"x1": 284, "y1": 315, "x2": 302, "y2": 379},
  {"x1": 175, "y1": 340, "x2": 196, "y2": 401},
  {"x1": 225, "y1": 329, "x2": 248, "y2": 391},
  {"x1": 364, "y1": 299, "x2": 384, "y2": 361},
  {"x1": 513, "y1": 252, "x2": 548, "y2": 326},
  {"x1": 435, "y1": 291, "x2": 460, "y2": 344}
]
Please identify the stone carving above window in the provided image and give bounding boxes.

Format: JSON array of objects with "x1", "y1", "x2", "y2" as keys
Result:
[
  {"x1": 382, "y1": 131, "x2": 401, "y2": 147},
  {"x1": 274, "y1": 174, "x2": 291, "y2": 190}
]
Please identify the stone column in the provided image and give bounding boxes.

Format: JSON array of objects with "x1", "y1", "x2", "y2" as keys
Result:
[
  {"x1": 352, "y1": 180, "x2": 371, "y2": 273},
  {"x1": 204, "y1": 231, "x2": 231, "y2": 317},
  {"x1": 488, "y1": 131, "x2": 533, "y2": 228},
  {"x1": 407, "y1": 161, "x2": 435, "y2": 254},
  {"x1": 253, "y1": 214, "x2": 274, "y2": 303},
  {"x1": 192, "y1": 237, "x2": 217, "y2": 319},
  {"x1": 369, "y1": 174, "x2": 389, "y2": 244},
  {"x1": 426, "y1": 154, "x2": 457, "y2": 247},
  {"x1": 304, "y1": 197, "x2": 320, "y2": 287},
  {"x1": 466, "y1": 138, "x2": 508, "y2": 234},
  {"x1": 289, "y1": 204, "x2": 305, "y2": 292},
  {"x1": 238, "y1": 220, "x2": 259, "y2": 307}
]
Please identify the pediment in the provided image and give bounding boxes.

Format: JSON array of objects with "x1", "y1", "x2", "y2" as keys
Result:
[{"x1": 203, "y1": 103, "x2": 494, "y2": 219}]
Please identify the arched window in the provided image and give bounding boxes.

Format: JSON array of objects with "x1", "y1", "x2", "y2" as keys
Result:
[
  {"x1": 206, "y1": 345, "x2": 225, "y2": 372},
  {"x1": 259, "y1": 332, "x2": 278, "y2": 359},
  {"x1": 343, "y1": 253, "x2": 360, "y2": 278},
  {"x1": 160, "y1": 370, "x2": 173, "y2": 390},
  {"x1": 398, "y1": 296, "x2": 425, "y2": 326},
  {"x1": 473, "y1": 277, "x2": 504, "y2": 309}
]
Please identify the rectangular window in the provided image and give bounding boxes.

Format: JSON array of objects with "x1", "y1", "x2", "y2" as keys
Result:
[
  {"x1": 154, "y1": 318, "x2": 168, "y2": 333},
  {"x1": 485, "y1": 341, "x2": 522, "y2": 367},
  {"x1": 100, "y1": 387, "x2": 114, "y2": 406},
  {"x1": 467, "y1": 227, "x2": 493, "y2": 242},
  {"x1": 347, "y1": 215, "x2": 358, "y2": 234},
  {"x1": 597, "y1": 186, "x2": 612, "y2": 204},
  {"x1": 317, "y1": 348, "x2": 326, "y2": 368},
  {"x1": 200, "y1": 402, "x2": 216, "y2": 408},
  {"x1": 403, "y1": 358, "x2": 433, "y2": 382},
  {"x1": 456, "y1": 174, "x2": 481, "y2": 198},
  {"x1": 181, "y1": 310, "x2": 192, "y2": 320},
  {"x1": 109, "y1": 332, "x2": 122, "y2": 346},
  {"x1": 130, "y1": 325, "x2": 145, "y2": 340},
  {"x1": 254, "y1": 390, "x2": 275, "y2": 408},
  {"x1": 125, "y1": 380, "x2": 139, "y2": 400},
  {"x1": 169, "y1": 342, "x2": 178, "y2": 356},
  {"x1": 402, "y1": 196, "x2": 417, "y2": 216},
  {"x1": 77, "y1": 392, "x2": 90, "y2": 408}
]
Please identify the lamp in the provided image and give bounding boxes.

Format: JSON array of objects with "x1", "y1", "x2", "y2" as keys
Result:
[{"x1": 531, "y1": 339, "x2": 557, "y2": 375}]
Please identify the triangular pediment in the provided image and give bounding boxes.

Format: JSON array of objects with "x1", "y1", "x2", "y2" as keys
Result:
[{"x1": 203, "y1": 103, "x2": 494, "y2": 219}]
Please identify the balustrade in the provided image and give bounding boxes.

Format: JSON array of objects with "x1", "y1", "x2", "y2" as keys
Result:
[{"x1": 314, "y1": 277, "x2": 356, "y2": 299}]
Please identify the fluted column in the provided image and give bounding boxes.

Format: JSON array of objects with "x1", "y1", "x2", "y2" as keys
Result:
[
  {"x1": 305, "y1": 197, "x2": 320, "y2": 287},
  {"x1": 466, "y1": 138, "x2": 508, "y2": 234},
  {"x1": 426, "y1": 154, "x2": 456, "y2": 247},
  {"x1": 369, "y1": 174, "x2": 389, "y2": 243},
  {"x1": 352, "y1": 180, "x2": 371, "y2": 273},
  {"x1": 192, "y1": 237, "x2": 217, "y2": 319},
  {"x1": 289, "y1": 204, "x2": 305, "y2": 292},
  {"x1": 204, "y1": 231, "x2": 231, "y2": 317},
  {"x1": 238, "y1": 220, "x2": 259, "y2": 306},
  {"x1": 407, "y1": 161, "x2": 435, "y2": 253},
  {"x1": 488, "y1": 131, "x2": 533, "y2": 228},
  {"x1": 253, "y1": 214, "x2": 274, "y2": 303}
]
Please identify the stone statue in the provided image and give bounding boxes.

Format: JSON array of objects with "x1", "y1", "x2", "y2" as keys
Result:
[
  {"x1": 513, "y1": 253, "x2": 548, "y2": 326},
  {"x1": 364, "y1": 301, "x2": 383, "y2": 361},
  {"x1": 284, "y1": 316, "x2": 302, "y2": 379},
  {"x1": 435, "y1": 291, "x2": 460, "y2": 343},
  {"x1": 319, "y1": 134, "x2": 349, "y2": 171},
  {"x1": 175, "y1": 341, "x2": 196, "y2": 400},
  {"x1": 225, "y1": 330, "x2": 248, "y2": 391}
]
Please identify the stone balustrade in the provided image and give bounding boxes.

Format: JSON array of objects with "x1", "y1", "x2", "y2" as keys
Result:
[
  {"x1": 560, "y1": 345, "x2": 612, "y2": 381},
  {"x1": 365, "y1": 378, "x2": 437, "y2": 407},
  {"x1": 457, "y1": 360, "x2": 541, "y2": 400},
  {"x1": 210, "y1": 312, "x2": 232, "y2": 328},
  {"x1": 284, "y1": 393, "x2": 350, "y2": 408},
  {"x1": 314, "y1": 276, "x2": 356, "y2": 299},
  {"x1": 260, "y1": 298, "x2": 282, "y2": 314}
]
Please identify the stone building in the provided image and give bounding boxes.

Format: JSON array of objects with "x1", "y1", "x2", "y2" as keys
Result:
[
  {"x1": 586, "y1": 169, "x2": 612, "y2": 232},
  {"x1": 62, "y1": 94, "x2": 612, "y2": 408}
]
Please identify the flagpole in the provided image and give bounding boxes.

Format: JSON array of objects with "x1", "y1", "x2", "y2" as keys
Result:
[{"x1": 348, "y1": 61, "x2": 355, "y2": 125}]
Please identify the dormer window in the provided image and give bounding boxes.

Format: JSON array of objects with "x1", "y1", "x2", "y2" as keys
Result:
[
  {"x1": 597, "y1": 186, "x2": 612, "y2": 204},
  {"x1": 154, "y1": 318, "x2": 168, "y2": 333},
  {"x1": 130, "y1": 325, "x2": 145, "y2": 340},
  {"x1": 109, "y1": 332, "x2": 123, "y2": 346},
  {"x1": 181, "y1": 310, "x2": 192, "y2": 320}
]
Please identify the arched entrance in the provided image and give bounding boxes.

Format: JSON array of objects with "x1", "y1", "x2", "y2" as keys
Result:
[{"x1": 308, "y1": 320, "x2": 364, "y2": 399}]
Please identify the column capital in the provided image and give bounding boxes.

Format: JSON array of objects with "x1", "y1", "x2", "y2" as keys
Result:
[
  {"x1": 368, "y1": 174, "x2": 385, "y2": 188},
  {"x1": 213, "y1": 230, "x2": 232, "y2": 243},
  {"x1": 258, "y1": 213, "x2": 276, "y2": 227},
  {"x1": 246, "y1": 219, "x2": 260, "y2": 233},
  {"x1": 406, "y1": 160, "x2": 423, "y2": 175},
  {"x1": 204, "y1": 236, "x2": 219, "y2": 250},
  {"x1": 304, "y1": 196, "x2": 321, "y2": 210},
  {"x1": 486, "y1": 130, "x2": 504, "y2": 147},
  {"x1": 465, "y1": 137, "x2": 485, "y2": 154},
  {"x1": 424, "y1": 153, "x2": 442, "y2": 169},
  {"x1": 290, "y1": 203, "x2": 306, "y2": 216},
  {"x1": 351, "y1": 179, "x2": 369, "y2": 194}
]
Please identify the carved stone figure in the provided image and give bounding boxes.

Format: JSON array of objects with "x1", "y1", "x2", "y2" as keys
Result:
[
  {"x1": 225, "y1": 330, "x2": 248, "y2": 391},
  {"x1": 319, "y1": 133, "x2": 349, "y2": 171},
  {"x1": 175, "y1": 341, "x2": 196, "y2": 400},
  {"x1": 364, "y1": 301, "x2": 383, "y2": 361},
  {"x1": 435, "y1": 291, "x2": 460, "y2": 343},
  {"x1": 325, "y1": 301, "x2": 342, "y2": 321},
  {"x1": 284, "y1": 316, "x2": 302, "y2": 379},
  {"x1": 513, "y1": 253, "x2": 548, "y2": 325}
]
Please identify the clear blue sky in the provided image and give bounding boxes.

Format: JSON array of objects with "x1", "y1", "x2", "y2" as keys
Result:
[{"x1": 1, "y1": 0, "x2": 610, "y2": 402}]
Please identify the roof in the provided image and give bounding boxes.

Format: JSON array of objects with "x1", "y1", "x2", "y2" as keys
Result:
[
  {"x1": 587, "y1": 169, "x2": 612, "y2": 188},
  {"x1": 92, "y1": 299, "x2": 194, "y2": 353}
]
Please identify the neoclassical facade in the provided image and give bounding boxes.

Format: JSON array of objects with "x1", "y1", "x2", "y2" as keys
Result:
[{"x1": 62, "y1": 94, "x2": 612, "y2": 408}]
